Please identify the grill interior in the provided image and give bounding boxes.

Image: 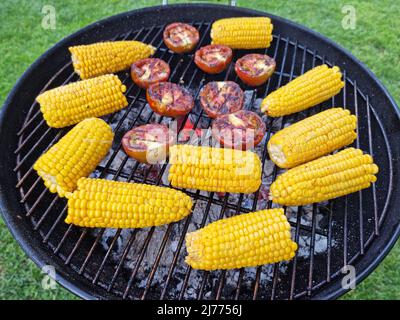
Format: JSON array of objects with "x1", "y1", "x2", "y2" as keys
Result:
[{"x1": 12, "y1": 21, "x2": 394, "y2": 300}]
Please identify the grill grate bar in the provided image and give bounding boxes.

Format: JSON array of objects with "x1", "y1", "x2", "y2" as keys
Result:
[
  {"x1": 15, "y1": 121, "x2": 49, "y2": 154},
  {"x1": 92, "y1": 229, "x2": 122, "y2": 283},
  {"x1": 33, "y1": 195, "x2": 59, "y2": 230},
  {"x1": 342, "y1": 70, "x2": 349, "y2": 267},
  {"x1": 140, "y1": 224, "x2": 173, "y2": 299},
  {"x1": 326, "y1": 201, "x2": 334, "y2": 282},
  {"x1": 365, "y1": 95, "x2": 379, "y2": 236},
  {"x1": 353, "y1": 80, "x2": 364, "y2": 255},
  {"x1": 289, "y1": 206, "x2": 303, "y2": 299},
  {"x1": 123, "y1": 227, "x2": 155, "y2": 299},
  {"x1": 42, "y1": 206, "x2": 67, "y2": 243},
  {"x1": 25, "y1": 188, "x2": 48, "y2": 217},
  {"x1": 54, "y1": 224, "x2": 73, "y2": 254},
  {"x1": 307, "y1": 204, "x2": 318, "y2": 296},
  {"x1": 159, "y1": 214, "x2": 192, "y2": 299},
  {"x1": 20, "y1": 176, "x2": 42, "y2": 203},
  {"x1": 107, "y1": 229, "x2": 139, "y2": 292},
  {"x1": 79, "y1": 229, "x2": 105, "y2": 274},
  {"x1": 65, "y1": 229, "x2": 88, "y2": 265}
]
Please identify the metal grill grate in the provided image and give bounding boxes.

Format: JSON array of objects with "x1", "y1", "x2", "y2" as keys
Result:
[{"x1": 13, "y1": 21, "x2": 394, "y2": 300}]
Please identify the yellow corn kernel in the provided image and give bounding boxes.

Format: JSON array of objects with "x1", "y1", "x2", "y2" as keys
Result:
[
  {"x1": 65, "y1": 178, "x2": 193, "y2": 228},
  {"x1": 211, "y1": 17, "x2": 273, "y2": 49},
  {"x1": 33, "y1": 118, "x2": 113, "y2": 198},
  {"x1": 69, "y1": 41, "x2": 155, "y2": 79},
  {"x1": 261, "y1": 65, "x2": 344, "y2": 117},
  {"x1": 270, "y1": 148, "x2": 379, "y2": 206},
  {"x1": 168, "y1": 145, "x2": 261, "y2": 194},
  {"x1": 36, "y1": 74, "x2": 128, "y2": 128},
  {"x1": 268, "y1": 108, "x2": 357, "y2": 168},
  {"x1": 185, "y1": 208, "x2": 297, "y2": 270}
]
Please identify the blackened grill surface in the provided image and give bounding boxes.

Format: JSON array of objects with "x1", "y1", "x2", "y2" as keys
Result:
[{"x1": 1, "y1": 4, "x2": 399, "y2": 300}]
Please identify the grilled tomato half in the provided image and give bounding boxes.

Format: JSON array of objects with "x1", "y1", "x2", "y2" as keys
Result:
[
  {"x1": 122, "y1": 123, "x2": 174, "y2": 164},
  {"x1": 235, "y1": 54, "x2": 276, "y2": 86},
  {"x1": 194, "y1": 45, "x2": 232, "y2": 74},
  {"x1": 131, "y1": 58, "x2": 170, "y2": 89},
  {"x1": 146, "y1": 82, "x2": 194, "y2": 117},
  {"x1": 212, "y1": 110, "x2": 266, "y2": 150},
  {"x1": 163, "y1": 22, "x2": 199, "y2": 54},
  {"x1": 199, "y1": 81, "x2": 244, "y2": 119}
]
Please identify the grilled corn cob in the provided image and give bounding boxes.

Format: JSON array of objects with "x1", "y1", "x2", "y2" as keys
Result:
[
  {"x1": 268, "y1": 108, "x2": 357, "y2": 168},
  {"x1": 185, "y1": 208, "x2": 297, "y2": 270},
  {"x1": 261, "y1": 65, "x2": 344, "y2": 117},
  {"x1": 270, "y1": 148, "x2": 378, "y2": 206},
  {"x1": 36, "y1": 74, "x2": 128, "y2": 128},
  {"x1": 210, "y1": 17, "x2": 273, "y2": 49},
  {"x1": 65, "y1": 178, "x2": 193, "y2": 228},
  {"x1": 69, "y1": 41, "x2": 155, "y2": 79},
  {"x1": 33, "y1": 118, "x2": 113, "y2": 197},
  {"x1": 168, "y1": 145, "x2": 261, "y2": 194}
]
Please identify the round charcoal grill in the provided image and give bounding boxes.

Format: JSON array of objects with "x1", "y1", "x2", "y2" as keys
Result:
[{"x1": 0, "y1": 4, "x2": 399, "y2": 300}]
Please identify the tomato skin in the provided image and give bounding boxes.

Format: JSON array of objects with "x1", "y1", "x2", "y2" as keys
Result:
[
  {"x1": 122, "y1": 124, "x2": 174, "y2": 164},
  {"x1": 199, "y1": 81, "x2": 244, "y2": 119},
  {"x1": 163, "y1": 23, "x2": 199, "y2": 54},
  {"x1": 130, "y1": 58, "x2": 170, "y2": 89},
  {"x1": 146, "y1": 82, "x2": 194, "y2": 118},
  {"x1": 211, "y1": 110, "x2": 266, "y2": 150},
  {"x1": 194, "y1": 45, "x2": 232, "y2": 74},
  {"x1": 235, "y1": 54, "x2": 276, "y2": 87}
]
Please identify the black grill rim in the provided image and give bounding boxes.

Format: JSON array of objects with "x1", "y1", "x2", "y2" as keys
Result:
[{"x1": 0, "y1": 3, "x2": 399, "y2": 300}]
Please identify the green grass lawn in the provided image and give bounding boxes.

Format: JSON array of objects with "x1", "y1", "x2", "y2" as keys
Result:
[{"x1": 0, "y1": 0, "x2": 399, "y2": 300}]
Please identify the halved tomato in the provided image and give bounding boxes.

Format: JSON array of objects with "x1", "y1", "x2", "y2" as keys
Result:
[
  {"x1": 235, "y1": 54, "x2": 276, "y2": 86},
  {"x1": 146, "y1": 82, "x2": 194, "y2": 117},
  {"x1": 194, "y1": 45, "x2": 232, "y2": 74},
  {"x1": 211, "y1": 110, "x2": 266, "y2": 150},
  {"x1": 122, "y1": 124, "x2": 174, "y2": 164},
  {"x1": 131, "y1": 58, "x2": 170, "y2": 89},
  {"x1": 163, "y1": 23, "x2": 199, "y2": 54},
  {"x1": 199, "y1": 81, "x2": 244, "y2": 119}
]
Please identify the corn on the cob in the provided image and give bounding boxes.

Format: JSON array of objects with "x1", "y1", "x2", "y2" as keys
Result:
[
  {"x1": 65, "y1": 178, "x2": 193, "y2": 228},
  {"x1": 168, "y1": 145, "x2": 261, "y2": 194},
  {"x1": 185, "y1": 208, "x2": 297, "y2": 270},
  {"x1": 261, "y1": 65, "x2": 344, "y2": 117},
  {"x1": 268, "y1": 108, "x2": 357, "y2": 168},
  {"x1": 270, "y1": 148, "x2": 378, "y2": 206},
  {"x1": 210, "y1": 17, "x2": 273, "y2": 49},
  {"x1": 36, "y1": 74, "x2": 128, "y2": 128},
  {"x1": 69, "y1": 41, "x2": 155, "y2": 79},
  {"x1": 33, "y1": 118, "x2": 113, "y2": 198}
]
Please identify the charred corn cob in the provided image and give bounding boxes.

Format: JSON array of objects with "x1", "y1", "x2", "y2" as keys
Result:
[
  {"x1": 261, "y1": 65, "x2": 344, "y2": 117},
  {"x1": 185, "y1": 208, "x2": 297, "y2": 270},
  {"x1": 270, "y1": 148, "x2": 378, "y2": 206},
  {"x1": 69, "y1": 41, "x2": 155, "y2": 79},
  {"x1": 168, "y1": 145, "x2": 261, "y2": 194},
  {"x1": 268, "y1": 108, "x2": 357, "y2": 168},
  {"x1": 33, "y1": 118, "x2": 113, "y2": 197},
  {"x1": 65, "y1": 178, "x2": 193, "y2": 228},
  {"x1": 36, "y1": 74, "x2": 128, "y2": 128},
  {"x1": 210, "y1": 17, "x2": 273, "y2": 49}
]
